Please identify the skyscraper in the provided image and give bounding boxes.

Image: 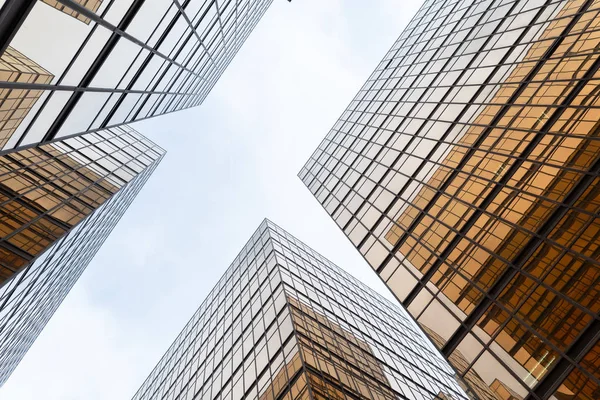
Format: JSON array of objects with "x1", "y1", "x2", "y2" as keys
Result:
[
  {"x1": 131, "y1": 220, "x2": 468, "y2": 400},
  {"x1": 299, "y1": 0, "x2": 600, "y2": 398},
  {"x1": 0, "y1": 0, "x2": 277, "y2": 151},
  {"x1": 0, "y1": 125, "x2": 164, "y2": 385}
]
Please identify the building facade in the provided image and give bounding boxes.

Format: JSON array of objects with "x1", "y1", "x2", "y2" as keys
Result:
[
  {"x1": 0, "y1": 0, "x2": 277, "y2": 151},
  {"x1": 0, "y1": 125, "x2": 164, "y2": 385},
  {"x1": 131, "y1": 220, "x2": 468, "y2": 400},
  {"x1": 299, "y1": 0, "x2": 600, "y2": 399},
  {"x1": 0, "y1": 46, "x2": 53, "y2": 148},
  {"x1": 0, "y1": 125, "x2": 164, "y2": 285}
]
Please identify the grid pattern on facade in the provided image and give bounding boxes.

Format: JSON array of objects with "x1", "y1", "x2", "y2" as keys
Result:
[
  {"x1": 270, "y1": 224, "x2": 466, "y2": 400},
  {"x1": 0, "y1": 0, "x2": 275, "y2": 150},
  {"x1": 299, "y1": 0, "x2": 600, "y2": 398},
  {"x1": 130, "y1": 220, "x2": 467, "y2": 400},
  {"x1": 422, "y1": 327, "x2": 500, "y2": 400},
  {"x1": 0, "y1": 125, "x2": 164, "y2": 286},
  {"x1": 288, "y1": 297, "x2": 397, "y2": 400},
  {"x1": 0, "y1": 151, "x2": 162, "y2": 386},
  {"x1": 40, "y1": 0, "x2": 103, "y2": 24},
  {"x1": 0, "y1": 46, "x2": 53, "y2": 148}
]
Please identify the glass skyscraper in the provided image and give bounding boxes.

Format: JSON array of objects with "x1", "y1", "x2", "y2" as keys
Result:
[
  {"x1": 0, "y1": 0, "x2": 276, "y2": 151},
  {"x1": 0, "y1": 125, "x2": 164, "y2": 385},
  {"x1": 300, "y1": 0, "x2": 600, "y2": 399},
  {"x1": 131, "y1": 220, "x2": 468, "y2": 400},
  {"x1": 0, "y1": 0, "x2": 279, "y2": 385}
]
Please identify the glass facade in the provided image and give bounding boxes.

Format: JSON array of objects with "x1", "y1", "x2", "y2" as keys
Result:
[
  {"x1": 299, "y1": 0, "x2": 600, "y2": 399},
  {"x1": 0, "y1": 125, "x2": 164, "y2": 285},
  {"x1": 0, "y1": 0, "x2": 276, "y2": 150},
  {"x1": 131, "y1": 220, "x2": 467, "y2": 400},
  {"x1": 0, "y1": 125, "x2": 164, "y2": 385},
  {"x1": 0, "y1": 46, "x2": 53, "y2": 148}
]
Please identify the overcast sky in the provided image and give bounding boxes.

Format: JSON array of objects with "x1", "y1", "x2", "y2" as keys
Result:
[{"x1": 1, "y1": 1, "x2": 421, "y2": 398}]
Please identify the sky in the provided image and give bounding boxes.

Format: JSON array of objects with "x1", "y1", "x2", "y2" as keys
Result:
[{"x1": 0, "y1": 1, "x2": 422, "y2": 398}]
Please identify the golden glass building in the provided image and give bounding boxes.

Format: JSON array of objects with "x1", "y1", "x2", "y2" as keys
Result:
[
  {"x1": 300, "y1": 0, "x2": 600, "y2": 398},
  {"x1": 131, "y1": 220, "x2": 468, "y2": 400},
  {"x1": 0, "y1": 125, "x2": 164, "y2": 386}
]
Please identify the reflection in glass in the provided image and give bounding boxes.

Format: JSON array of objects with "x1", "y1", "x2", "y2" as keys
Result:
[
  {"x1": 0, "y1": 47, "x2": 53, "y2": 148},
  {"x1": 0, "y1": 125, "x2": 163, "y2": 285}
]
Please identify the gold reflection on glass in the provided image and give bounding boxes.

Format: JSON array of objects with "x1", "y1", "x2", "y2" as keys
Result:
[
  {"x1": 0, "y1": 47, "x2": 53, "y2": 148},
  {"x1": 489, "y1": 380, "x2": 523, "y2": 400},
  {"x1": 0, "y1": 126, "x2": 162, "y2": 286},
  {"x1": 423, "y1": 326, "x2": 502, "y2": 400},
  {"x1": 41, "y1": 0, "x2": 103, "y2": 24},
  {"x1": 288, "y1": 297, "x2": 398, "y2": 400},
  {"x1": 552, "y1": 341, "x2": 600, "y2": 399},
  {"x1": 0, "y1": 144, "x2": 119, "y2": 283},
  {"x1": 380, "y1": 0, "x2": 600, "y2": 397},
  {"x1": 259, "y1": 353, "x2": 309, "y2": 400}
]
